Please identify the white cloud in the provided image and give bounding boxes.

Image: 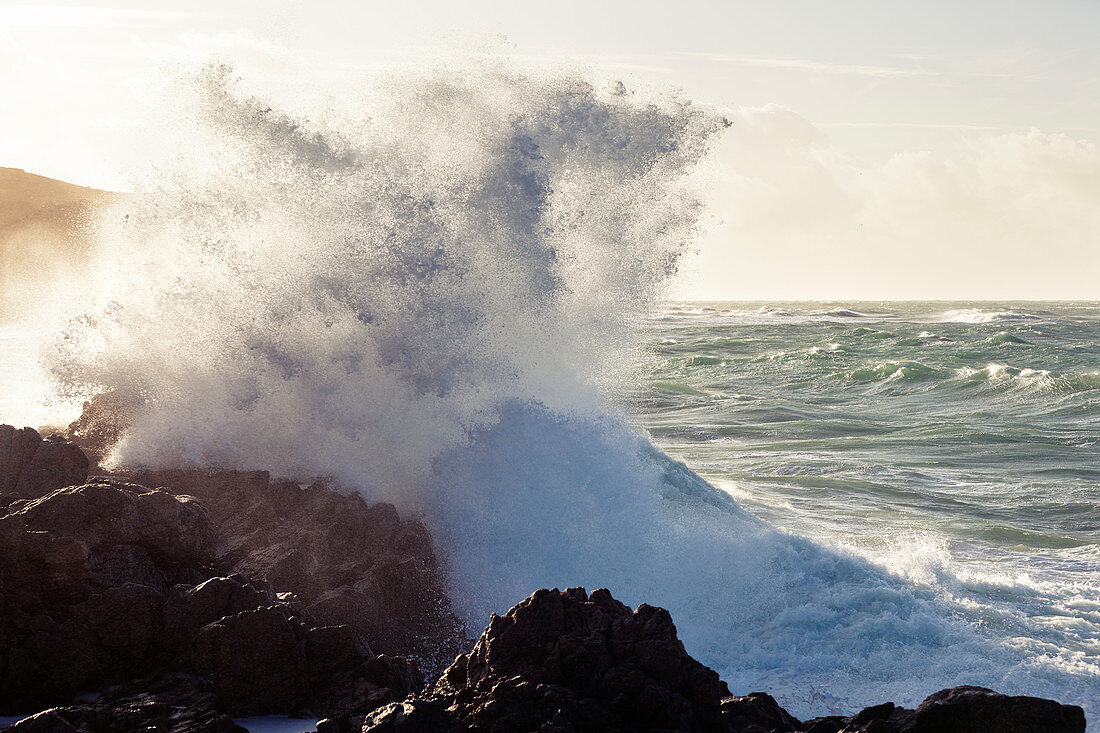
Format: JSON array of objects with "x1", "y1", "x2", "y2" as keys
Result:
[
  {"x1": 678, "y1": 107, "x2": 1100, "y2": 300},
  {"x1": 0, "y1": 5, "x2": 209, "y2": 29},
  {"x1": 672, "y1": 52, "x2": 929, "y2": 79}
]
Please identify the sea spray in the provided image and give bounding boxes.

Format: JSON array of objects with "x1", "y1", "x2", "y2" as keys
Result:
[
  {"x1": 40, "y1": 64, "x2": 1098, "y2": 722},
  {"x1": 45, "y1": 62, "x2": 724, "y2": 501}
]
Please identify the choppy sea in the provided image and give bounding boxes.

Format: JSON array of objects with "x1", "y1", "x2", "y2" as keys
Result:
[{"x1": 631, "y1": 301, "x2": 1098, "y2": 713}]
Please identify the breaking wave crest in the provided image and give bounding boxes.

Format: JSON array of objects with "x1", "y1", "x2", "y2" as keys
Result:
[
  {"x1": 46, "y1": 62, "x2": 722, "y2": 502},
  {"x1": 939, "y1": 308, "x2": 1043, "y2": 324}
]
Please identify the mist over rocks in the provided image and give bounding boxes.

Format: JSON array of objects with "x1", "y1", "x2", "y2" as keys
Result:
[
  {"x1": 67, "y1": 390, "x2": 469, "y2": 667},
  {"x1": 41, "y1": 65, "x2": 727, "y2": 510},
  {"x1": 66, "y1": 391, "x2": 140, "y2": 467}
]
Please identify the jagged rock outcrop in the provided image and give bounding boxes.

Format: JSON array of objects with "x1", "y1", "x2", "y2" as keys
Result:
[
  {"x1": 366, "y1": 586, "x2": 738, "y2": 732},
  {"x1": 184, "y1": 576, "x2": 419, "y2": 719},
  {"x1": 64, "y1": 396, "x2": 467, "y2": 668},
  {"x1": 0, "y1": 426, "x2": 87, "y2": 505},
  {"x1": 120, "y1": 468, "x2": 467, "y2": 671},
  {"x1": 0, "y1": 479, "x2": 217, "y2": 708},
  {"x1": 0, "y1": 475, "x2": 424, "y2": 723},
  {"x1": 363, "y1": 587, "x2": 1087, "y2": 733},
  {"x1": 720, "y1": 692, "x2": 802, "y2": 733},
  {"x1": 65, "y1": 391, "x2": 140, "y2": 466},
  {"x1": 803, "y1": 685, "x2": 1087, "y2": 733}
]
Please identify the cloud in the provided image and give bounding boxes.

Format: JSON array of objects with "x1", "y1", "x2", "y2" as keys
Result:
[
  {"x1": 0, "y1": 5, "x2": 211, "y2": 29},
  {"x1": 673, "y1": 52, "x2": 929, "y2": 79},
  {"x1": 678, "y1": 106, "x2": 1100, "y2": 300}
]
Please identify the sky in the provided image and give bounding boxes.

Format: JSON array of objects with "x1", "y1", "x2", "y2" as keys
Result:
[{"x1": 2, "y1": 0, "x2": 1099, "y2": 300}]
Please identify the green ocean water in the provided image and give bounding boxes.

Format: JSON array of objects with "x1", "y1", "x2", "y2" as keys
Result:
[{"x1": 631, "y1": 301, "x2": 1100, "y2": 684}]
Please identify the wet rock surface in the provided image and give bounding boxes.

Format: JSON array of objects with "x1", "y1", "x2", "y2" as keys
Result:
[
  {"x1": 363, "y1": 587, "x2": 1086, "y2": 733},
  {"x1": 806, "y1": 685, "x2": 1088, "y2": 733},
  {"x1": 0, "y1": 425, "x2": 447, "y2": 729},
  {"x1": 119, "y1": 468, "x2": 467, "y2": 671},
  {"x1": 0, "y1": 426, "x2": 87, "y2": 505}
]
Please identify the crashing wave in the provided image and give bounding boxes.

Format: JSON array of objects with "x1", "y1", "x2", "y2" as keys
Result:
[{"x1": 38, "y1": 62, "x2": 1099, "y2": 721}]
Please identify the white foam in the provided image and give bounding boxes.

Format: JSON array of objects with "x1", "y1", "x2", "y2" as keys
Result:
[{"x1": 938, "y1": 308, "x2": 1040, "y2": 324}]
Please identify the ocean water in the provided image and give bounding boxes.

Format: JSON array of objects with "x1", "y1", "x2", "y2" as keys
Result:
[
  {"x1": 638, "y1": 302, "x2": 1100, "y2": 597},
  {"x1": 632, "y1": 302, "x2": 1100, "y2": 715},
  {"x1": 1, "y1": 65, "x2": 1096, "y2": 726}
]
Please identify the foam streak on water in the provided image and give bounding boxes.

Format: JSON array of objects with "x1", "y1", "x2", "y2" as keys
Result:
[
  {"x1": 634, "y1": 301, "x2": 1100, "y2": 719},
  {"x1": 13, "y1": 67, "x2": 1099, "y2": 724}
]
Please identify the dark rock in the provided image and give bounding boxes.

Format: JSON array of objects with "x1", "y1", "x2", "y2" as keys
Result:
[
  {"x1": 310, "y1": 652, "x2": 422, "y2": 723},
  {"x1": 4, "y1": 709, "x2": 80, "y2": 733},
  {"x1": 360, "y1": 698, "x2": 464, "y2": 733},
  {"x1": 0, "y1": 426, "x2": 87, "y2": 505},
  {"x1": 4, "y1": 673, "x2": 247, "y2": 733},
  {"x1": 0, "y1": 480, "x2": 217, "y2": 709},
  {"x1": 170, "y1": 574, "x2": 274, "y2": 636},
  {"x1": 65, "y1": 391, "x2": 140, "y2": 466},
  {"x1": 0, "y1": 425, "x2": 43, "y2": 493},
  {"x1": 122, "y1": 468, "x2": 468, "y2": 671},
  {"x1": 12, "y1": 480, "x2": 215, "y2": 572},
  {"x1": 391, "y1": 587, "x2": 736, "y2": 732},
  {"x1": 720, "y1": 692, "x2": 801, "y2": 732},
  {"x1": 14, "y1": 435, "x2": 89, "y2": 500},
  {"x1": 827, "y1": 686, "x2": 1085, "y2": 733},
  {"x1": 308, "y1": 625, "x2": 373, "y2": 675},
  {"x1": 194, "y1": 606, "x2": 305, "y2": 715},
  {"x1": 801, "y1": 716, "x2": 847, "y2": 733},
  {"x1": 0, "y1": 478, "x2": 414, "y2": 721},
  {"x1": 72, "y1": 583, "x2": 166, "y2": 664},
  {"x1": 163, "y1": 572, "x2": 415, "y2": 718},
  {"x1": 903, "y1": 685, "x2": 1085, "y2": 733}
]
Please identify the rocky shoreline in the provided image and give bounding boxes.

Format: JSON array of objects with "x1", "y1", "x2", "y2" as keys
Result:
[{"x1": 0, "y1": 424, "x2": 1088, "y2": 733}]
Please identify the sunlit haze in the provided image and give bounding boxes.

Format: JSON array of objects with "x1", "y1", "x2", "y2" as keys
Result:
[{"x1": 3, "y1": 0, "x2": 1098, "y2": 299}]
